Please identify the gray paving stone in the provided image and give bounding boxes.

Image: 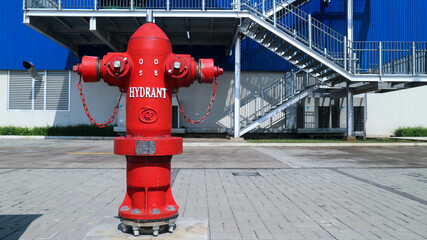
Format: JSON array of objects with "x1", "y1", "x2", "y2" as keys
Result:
[{"x1": 1, "y1": 167, "x2": 427, "y2": 239}]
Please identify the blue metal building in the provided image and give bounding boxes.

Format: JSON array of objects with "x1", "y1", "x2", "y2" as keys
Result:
[
  {"x1": 2, "y1": 0, "x2": 426, "y2": 71},
  {"x1": 1, "y1": 0, "x2": 427, "y2": 138}
]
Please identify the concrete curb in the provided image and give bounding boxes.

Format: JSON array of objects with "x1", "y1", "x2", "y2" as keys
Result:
[
  {"x1": 183, "y1": 142, "x2": 427, "y2": 147},
  {"x1": 0, "y1": 135, "x2": 115, "y2": 140},
  {"x1": 1, "y1": 135, "x2": 427, "y2": 147},
  {"x1": 390, "y1": 137, "x2": 427, "y2": 142}
]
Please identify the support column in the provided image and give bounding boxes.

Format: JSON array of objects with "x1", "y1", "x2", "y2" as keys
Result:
[
  {"x1": 347, "y1": 0, "x2": 353, "y2": 73},
  {"x1": 234, "y1": 37, "x2": 241, "y2": 138},
  {"x1": 346, "y1": 88, "x2": 355, "y2": 141},
  {"x1": 347, "y1": 0, "x2": 353, "y2": 42}
]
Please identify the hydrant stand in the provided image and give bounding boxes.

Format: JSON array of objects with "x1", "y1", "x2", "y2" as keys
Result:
[{"x1": 73, "y1": 23, "x2": 223, "y2": 236}]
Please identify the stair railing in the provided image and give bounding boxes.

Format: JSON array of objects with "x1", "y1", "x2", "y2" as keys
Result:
[{"x1": 24, "y1": 0, "x2": 427, "y2": 76}]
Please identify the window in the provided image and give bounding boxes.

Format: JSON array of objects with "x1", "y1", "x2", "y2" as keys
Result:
[
  {"x1": 8, "y1": 71, "x2": 70, "y2": 111},
  {"x1": 354, "y1": 106, "x2": 365, "y2": 132},
  {"x1": 318, "y1": 106, "x2": 330, "y2": 128}
]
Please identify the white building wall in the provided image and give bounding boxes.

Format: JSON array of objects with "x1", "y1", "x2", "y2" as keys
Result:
[
  {"x1": 1, "y1": 70, "x2": 284, "y2": 133},
  {"x1": 2, "y1": 69, "x2": 426, "y2": 137},
  {"x1": 0, "y1": 71, "x2": 122, "y2": 127},
  {"x1": 366, "y1": 85, "x2": 427, "y2": 137}
]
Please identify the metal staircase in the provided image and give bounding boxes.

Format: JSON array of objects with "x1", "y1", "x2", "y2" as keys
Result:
[
  {"x1": 239, "y1": 73, "x2": 319, "y2": 135},
  {"x1": 22, "y1": 0, "x2": 427, "y2": 135},
  {"x1": 236, "y1": 0, "x2": 427, "y2": 135}
]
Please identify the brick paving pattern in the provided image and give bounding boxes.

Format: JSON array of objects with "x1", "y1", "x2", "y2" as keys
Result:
[{"x1": 1, "y1": 168, "x2": 426, "y2": 239}]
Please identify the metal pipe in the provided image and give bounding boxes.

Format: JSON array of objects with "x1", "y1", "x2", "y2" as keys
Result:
[
  {"x1": 94, "y1": 0, "x2": 97, "y2": 10},
  {"x1": 58, "y1": 0, "x2": 62, "y2": 10},
  {"x1": 234, "y1": 37, "x2": 241, "y2": 138},
  {"x1": 22, "y1": 61, "x2": 43, "y2": 81},
  {"x1": 412, "y1": 42, "x2": 416, "y2": 75},
  {"x1": 347, "y1": 0, "x2": 353, "y2": 42},
  {"x1": 167, "y1": 0, "x2": 170, "y2": 10},
  {"x1": 308, "y1": 14, "x2": 312, "y2": 48},
  {"x1": 347, "y1": 89, "x2": 354, "y2": 137},
  {"x1": 378, "y1": 42, "x2": 383, "y2": 75}
]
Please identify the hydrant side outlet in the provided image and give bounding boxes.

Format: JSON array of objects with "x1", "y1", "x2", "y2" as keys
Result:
[{"x1": 73, "y1": 23, "x2": 223, "y2": 235}]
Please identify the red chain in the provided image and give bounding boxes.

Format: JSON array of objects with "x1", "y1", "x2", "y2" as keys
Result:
[
  {"x1": 176, "y1": 77, "x2": 218, "y2": 124},
  {"x1": 77, "y1": 75, "x2": 123, "y2": 128}
]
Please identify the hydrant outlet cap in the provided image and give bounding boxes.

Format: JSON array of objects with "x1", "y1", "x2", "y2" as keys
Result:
[
  {"x1": 73, "y1": 64, "x2": 80, "y2": 73},
  {"x1": 217, "y1": 67, "x2": 224, "y2": 76}
]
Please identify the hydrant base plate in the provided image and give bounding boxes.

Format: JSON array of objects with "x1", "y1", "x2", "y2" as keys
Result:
[{"x1": 83, "y1": 216, "x2": 208, "y2": 239}]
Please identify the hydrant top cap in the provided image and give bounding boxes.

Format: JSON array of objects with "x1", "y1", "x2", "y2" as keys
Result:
[{"x1": 130, "y1": 23, "x2": 169, "y2": 42}]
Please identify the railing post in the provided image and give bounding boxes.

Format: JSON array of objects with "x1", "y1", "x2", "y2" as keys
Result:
[
  {"x1": 343, "y1": 36, "x2": 347, "y2": 71},
  {"x1": 58, "y1": 0, "x2": 62, "y2": 10},
  {"x1": 261, "y1": 87, "x2": 265, "y2": 116},
  {"x1": 202, "y1": 0, "x2": 205, "y2": 11},
  {"x1": 280, "y1": 78, "x2": 283, "y2": 104},
  {"x1": 306, "y1": 72, "x2": 309, "y2": 88},
  {"x1": 379, "y1": 42, "x2": 382, "y2": 75},
  {"x1": 273, "y1": 0, "x2": 277, "y2": 27},
  {"x1": 94, "y1": 0, "x2": 98, "y2": 10},
  {"x1": 262, "y1": 0, "x2": 265, "y2": 15},
  {"x1": 255, "y1": 91, "x2": 258, "y2": 118},
  {"x1": 23, "y1": 0, "x2": 26, "y2": 10},
  {"x1": 130, "y1": 0, "x2": 134, "y2": 10},
  {"x1": 412, "y1": 42, "x2": 416, "y2": 75},
  {"x1": 293, "y1": 71, "x2": 296, "y2": 95},
  {"x1": 308, "y1": 14, "x2": 312, "y2": 49},
  {"x1": 234, "y1": 0, "x2": 241, "y2": 11}
]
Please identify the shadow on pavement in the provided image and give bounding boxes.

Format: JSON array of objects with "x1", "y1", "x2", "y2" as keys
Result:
[{"x1": 0, "y1": 214, "x2": 42, "y2": 239}]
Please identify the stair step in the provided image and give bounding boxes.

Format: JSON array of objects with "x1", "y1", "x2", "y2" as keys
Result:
[
  {"x1": 240, "y1": 19, "x2": 252, "y2": 32},
  {"x1": 289, "y1": 51, "x2": 306, "y2": 61},
  {"x1": 247, "y1": 23, "x2": 260, "y2": 37},
  {"x1": 275, "y1": 42, "x2": 290, "y2": 54},
  {"x1": 296, "y1": 56, "x2": 313, "y2": 66},
  {"x1": 318, "y1": 70, "x2": 335, "y2": 78},
  {"x1": 261, "y1": 32, "x2": 275, "y2": 45},
  {"x1": 282, "y1": 46, "x2": 298, "y2": 57},
  {"x1": 254, "y1": 28, "x2": 267, "y2": 41},
  {"x1": 303, "y1": 61, "x2": 321, "y2": 70},
  {"x1": 311, "y1": 65, "x2": 329, "y2": 74},
  {"x1": 268, "y1": 37, "x2": 283, "y2": 50}
]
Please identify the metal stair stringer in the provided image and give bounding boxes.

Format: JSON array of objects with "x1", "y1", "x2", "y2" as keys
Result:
[{"x1": 239, "y1": 84, "x2": 318, "y2": 136}]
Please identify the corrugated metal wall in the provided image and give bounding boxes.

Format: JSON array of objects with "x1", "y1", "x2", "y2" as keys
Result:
[
  {"x1": 0, "y1": 2, "x2": 79, "y2": 70},
  {"x1": 363, "y1": 0, "x2": 427, "y2": 41},
  {"x1": 1, "y1": 0, "x2": 426, "y2": 70},
  {"x1": 300, "y1": 0, "x2": 427, "y2": 42}
]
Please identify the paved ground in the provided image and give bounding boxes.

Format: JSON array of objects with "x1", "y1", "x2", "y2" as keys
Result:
[{"x1": 0, "y1": 139, "x2": 426, "y2": 239}]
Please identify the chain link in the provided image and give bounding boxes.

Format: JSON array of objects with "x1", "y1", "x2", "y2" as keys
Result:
[
  {"x1": 78, "y1": 75, "x2": 123, "y2": 128},
  {"x1": 176, "y1": 77, "x2": 218, "y2": 124}
]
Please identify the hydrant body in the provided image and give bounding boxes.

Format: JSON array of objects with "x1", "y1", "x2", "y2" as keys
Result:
[{"x1": 74, "y1": 23, "x2": 223, "y2": 235}]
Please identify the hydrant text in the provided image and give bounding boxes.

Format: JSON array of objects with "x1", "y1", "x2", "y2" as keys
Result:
[{"x1": 129, "y1": 87, "x2": 167, "y2": 99}]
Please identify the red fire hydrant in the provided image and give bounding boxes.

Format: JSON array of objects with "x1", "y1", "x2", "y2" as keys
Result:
[{"x1": 73, "y1": 23, "x2": 223, "y2": 236}]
